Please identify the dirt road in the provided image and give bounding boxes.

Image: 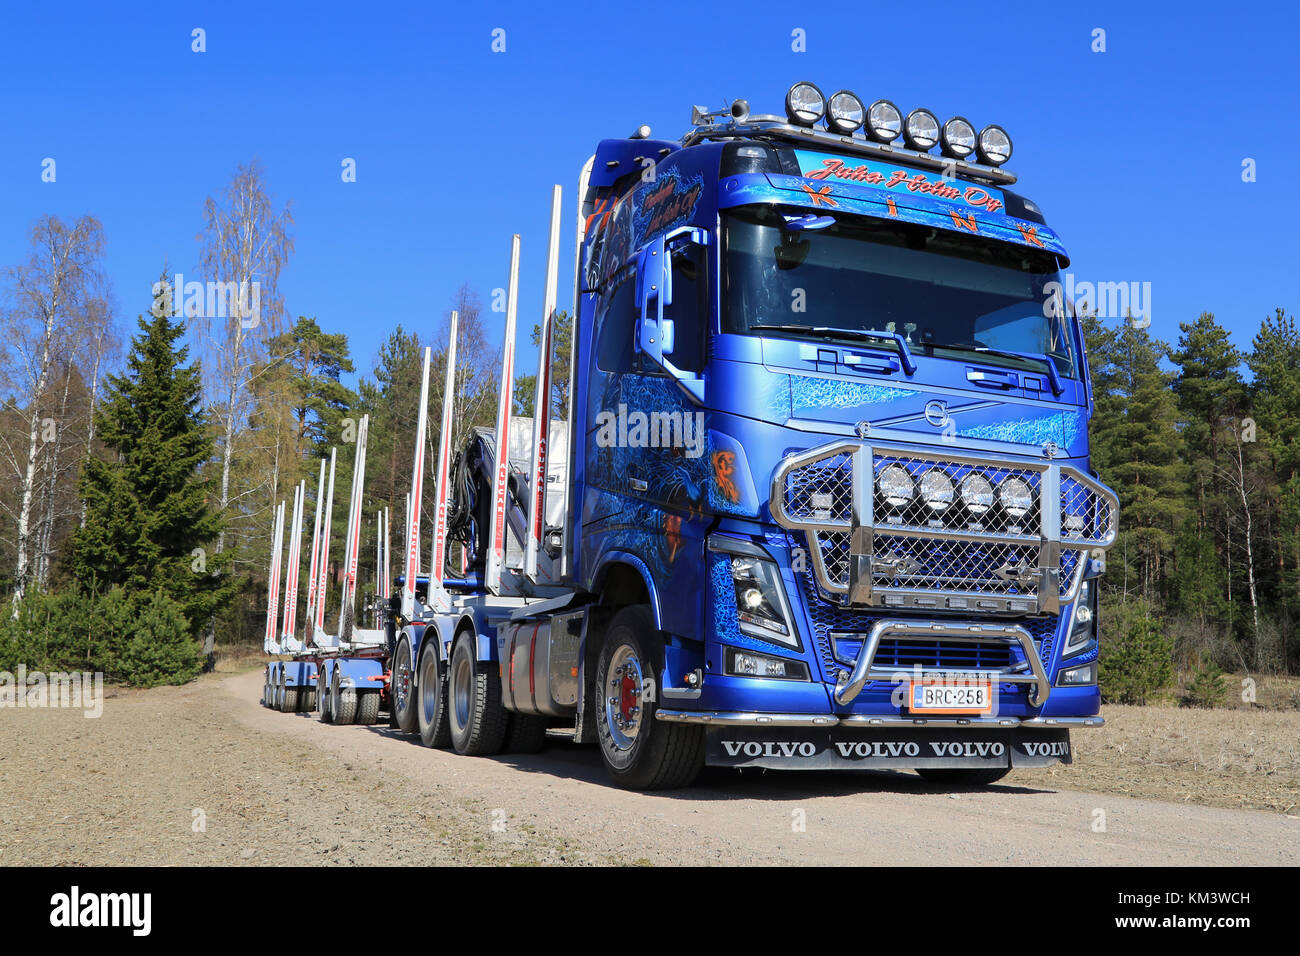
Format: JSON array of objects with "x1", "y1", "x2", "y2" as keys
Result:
[{"x1": 2, "y1": 668, "x2": 1296, "y2": 866}]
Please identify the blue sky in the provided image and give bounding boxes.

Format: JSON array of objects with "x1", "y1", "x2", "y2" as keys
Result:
[{"x1": 1, "y1": 0, "x2": 1296, "y2": 387}]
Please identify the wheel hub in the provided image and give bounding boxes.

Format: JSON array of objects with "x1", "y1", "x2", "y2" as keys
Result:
[{"x1": 604, "y1": 646, "x2": 644, "y2": 751}]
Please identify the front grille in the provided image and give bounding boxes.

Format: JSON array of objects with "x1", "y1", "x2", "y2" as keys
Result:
[{"x1": 773, "y1": 441, "x2": 1118, "y2": 613}]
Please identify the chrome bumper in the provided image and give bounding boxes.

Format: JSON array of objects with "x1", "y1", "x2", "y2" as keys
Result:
[
  {"x1": 657, "y1": 710, "x2": 1104, "y2": 729},
  {"x1": 833, "y1": 618, "x2": 1051, "y2": 707}
]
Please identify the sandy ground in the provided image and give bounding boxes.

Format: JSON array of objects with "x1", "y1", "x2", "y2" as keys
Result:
[{"x1": 0, "y1": 667, "x2": 1296, "y2": 866}]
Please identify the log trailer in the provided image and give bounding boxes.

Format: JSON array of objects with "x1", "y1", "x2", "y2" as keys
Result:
[{"x1": 265, "y1": 82, "x2": 1120, "y2": 790}]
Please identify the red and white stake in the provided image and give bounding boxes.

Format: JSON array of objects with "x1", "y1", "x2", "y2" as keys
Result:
[
  {"x1": 402, "y1": 349, "x2": 432, "y2": 620},
  {"x1": 486, "y1": 235, "x2": 521, "y2": 595},
  {"x1": 264, "y1": 500, "x2": 285, "y2": 651},
  {"x1": 526, "y1": 185, "x2": 563, "y2": 582},
  {"x1": 428, "y1": 311, "x2": 458, "y2": 611}
]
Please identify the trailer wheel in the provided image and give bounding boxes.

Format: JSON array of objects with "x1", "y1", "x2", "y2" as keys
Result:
[
  {"x1": 447, "y1": 632, "x2": 507, "y2": 756},
  {"x1": 262, "y1": 667, "x2": 271, "y2": 706},
  {"x1": 417, "y1": 641, "x2": 451, "y2": 749},
  {"x1": 503, "y1": 713, "x2": 549, "y2": 754},
  {"x1": 273, "y1": 669, "x2": 285, "y2": 711},
  {"x1": 302, "y1": 686, "x2": 317, "y2": 711},
  {"x1": 594, "y1": 606, "x2": 703, "y2": 790},
  {"x1": 281, "y1": 687, "x2": 300, "y2": 713},
  {"x1": 331, "y1": 667, "x2": 357, "y2": 725},
  {"x1": 915, "y1": 767, "x2": 1010, "y2": 786},
  {"x1": 391, "y1": 636, "x2": 418, "y2": 734},
  {"x1": 355, "y1": 690, "x2": 380, "y2": 725}
]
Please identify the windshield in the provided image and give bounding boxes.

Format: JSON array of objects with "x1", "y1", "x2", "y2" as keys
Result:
[{"x1": 721, "y1": 205, "x2": 1079, "y2": 378}]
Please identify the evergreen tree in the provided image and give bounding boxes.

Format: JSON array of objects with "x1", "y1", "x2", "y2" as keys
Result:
[
  {"x1": 68, "y1": 289, "x2": 232, "y2": 637},
  {"x1": 1085, "y1": 316, "x2": 1189, "y2": 597},
  {"x1": 266, "y1": 315, "x2": 357, "y2": 462}
]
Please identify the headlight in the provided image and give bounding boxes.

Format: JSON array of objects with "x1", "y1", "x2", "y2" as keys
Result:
[
  {"x1": 940, "y1": 116, "x2": 976, "y2": 159},
  {"x1": 785, "y1": 82, "x2": 825, "y2": 127},
  {"x1": 976, "y1": 124, "x2": 1013, "y2": 166},
  {"x1": 865, "y1": 99, "x2": 903, "y2": 143},
  {"x1": 878, "y1": 464, "x2": 914, "y2": 508},
  {"x1": 826, "y1": 90, "x2": 865, "y2": 135},
  {"x1": 1063, "y1": 580, "x2": 1097, "y2": 656},
  {"x1": 919, "y1": 469, "x2": 954, "y2": 512},
  {"x1": 903, "y1": 108, "x2": 940, "y2": 151},
  {"x1": 726, "y1": 555, "x2": 798, "y2": 647},
  {"x1": 998, "y1": 476, "x2": 1034, "y2": 519},
  {"x1": 961, "y1": 473, "x2": 995, "y2": 515}
]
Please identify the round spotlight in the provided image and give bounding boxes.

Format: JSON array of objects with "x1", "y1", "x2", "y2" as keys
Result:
[
  {"x1": 878, "y1": 465, "x2": 914, "y2": 509},
  {"x1": 825, "y1": 90, "x2": 865, "y2": 135},
  {"x1": 785, "y1": 82, "x2": 825, "y2": 127},
  {"x1": 976, "y1": 124, "x2": 1013, "y2": 166},
  {"x1": 940, "y1": 116, "x2": 977, "y2": 160},
  {"x1": 865, "y1": 99, "x2": 903, "y2": 143},
  {"x1": 919, "y1": 469, "x2": 954, "y2": 512},
  {"x1": 903, "y1": 108, "x2": 940, "y2": 151},
  {"x1": 960, "y1": 473, "x2": 995, "y2": 515},
  {"x1": 998, "y1": 476, "x2": 1034, "y2": 519}
]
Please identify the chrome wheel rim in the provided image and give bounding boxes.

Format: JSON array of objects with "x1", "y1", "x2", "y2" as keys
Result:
[
  {"x1": 420, "y1": 653, "x2": 439, "y2": 725},
  {"x1": 394, "y1": 648, "x2": 412, "y2": 716},
  {"x1": 452, "y1": 647, "x2": 472, "y2": 731},
  {"x1": 604, "y1": 644, "x2": 644, "y2": 752}
]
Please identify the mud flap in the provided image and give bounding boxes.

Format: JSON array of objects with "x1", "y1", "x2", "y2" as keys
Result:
[{"x1": 705, "y1": 727, "x2": 1071, "y2": 770}]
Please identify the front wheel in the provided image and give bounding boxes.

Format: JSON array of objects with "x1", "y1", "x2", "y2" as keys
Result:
[{"x1": 594, "y1": 606, "x2": 703, "y2": 790}]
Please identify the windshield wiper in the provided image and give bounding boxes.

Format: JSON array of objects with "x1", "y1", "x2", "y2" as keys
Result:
[
  {"x1": 945, "y1": 344, "x2": 1065, "y2": 396},
  {"x1": 748, "y1": 325, "x2": 917, "y2": 376}
]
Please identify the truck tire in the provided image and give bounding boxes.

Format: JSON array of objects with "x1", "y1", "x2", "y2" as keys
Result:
[
  {"x1": 417, "y1": 641, "x2": 451, "y2": 749},
  {"x1": 503, "y1": 713, "x2": 549, "y2": 754},
  {"x1": 262, "y1": 668, "x2": 271, "y2": 706},
  {"x1": 915, "y1": 767, "x2": 1010, "y2": 786},
  {"x1": 391, "y1": 636, "x2": 418, "y2": 733},
  {"x1": 318, "y1": 669, "x2": 333, "y2": 723},
  {"x1": 594, "y1": 605, "x2": 703, "y2": 790},
  {"x1": 281, "y1": 686, "x2": 300, "y2": 713},
  {"x1": 302, "y1": 686, "x2": 317, "y2": 711},
  {"x1": 332, "y1": 668, "x2": 357, "y2": 725},
  {"x1": 355, "y1": 689, "x2": 380, "y2": 725},
  {"x1": 447, "y1": 632, "x2": 507, "y2": 756}
]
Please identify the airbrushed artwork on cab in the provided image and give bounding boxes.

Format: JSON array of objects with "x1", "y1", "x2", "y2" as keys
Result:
[
  {"x1": 720, "y1": 171, "x2": 1066, "y2": 259},
  {"x1": 587, "y1": 372, "x2": 759, "y2": 522},
  {"x1": 583, "y1": 169, "x2": 705, "y2": 292},
  {"x1": 776, "y1": 373, "x2": 1087, "y2": 454}
]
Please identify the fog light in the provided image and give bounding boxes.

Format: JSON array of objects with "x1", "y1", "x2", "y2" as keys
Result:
[
  {"x1": 1057, "y1": 661, "x2": 1097, "y2": 686},
  {"x1": 904, "y1": 108, "x2": 940, "y2": 151},
  {"x1": 785, "y1": 82, "x2": 825, "y2": 127},
  {"x1": 865, "y1": 99, "x2": 903, "y2": 143},
  {"x1": 726, "y1": 648, "x2": 809, "y2": 681},
  {"x1": 976, "y1": 124, "x2": 1013, "y2": 166},
  {"x1": 826, "y1": 90, "x2": 865, "y2": 135}
]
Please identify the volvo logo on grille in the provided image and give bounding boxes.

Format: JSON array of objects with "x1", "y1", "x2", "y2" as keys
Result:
[{"x1": 924, "y1": 400, "x2": 950, "y2": 428}]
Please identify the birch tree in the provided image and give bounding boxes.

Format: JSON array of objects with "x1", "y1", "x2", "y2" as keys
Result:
[
  {"x1": 196, "y1": 161, "x2": 293, "y2": 654},
  {"x1": 1, "y1": 216, "x2": 107, "y2": 609}
]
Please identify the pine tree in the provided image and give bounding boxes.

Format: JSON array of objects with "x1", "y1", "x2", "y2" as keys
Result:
[
  {"x1": 1085, "y1": 316, "x2": 1189, "y2": 598},
  {"x1": 69, "y1": 288, "x2": 232, "y2": 637}
]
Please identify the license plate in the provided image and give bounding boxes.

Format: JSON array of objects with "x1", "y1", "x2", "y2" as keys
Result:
[{"x1": 910, "y1": 680, "x2": 993, "y2": 714}]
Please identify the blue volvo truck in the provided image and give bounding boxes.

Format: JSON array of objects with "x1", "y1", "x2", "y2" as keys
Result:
[{"x1": 280, "y1": 82, "x2": 1120, "y2": 791}]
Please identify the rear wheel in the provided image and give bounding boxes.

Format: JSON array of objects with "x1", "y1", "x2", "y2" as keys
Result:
[
  {"x1": 332, "y1": 667, "x2": 357, "y2": 725},
  {"x1": 282, "y1": 686, "x2": 300, "y2": 713},
  {"x1": 417, "y1": 641, "x2": 451, "y2": 748},
  {"x1": 391, "y1": 636, "x2": 418, "y2": 734},
  {"x1": 318, "y1": 668, "x2": 333, "y2": 723},
  {"x1": 355, "y1": 690, "x2": 380, "y2": 725},
  {"x1": 447, "y1": 632, "x2": 507, "y2": 756},
  {"x1": 915, "y1": 767, "x2": 1010, "y2": 786},
  {"x1": 594, "y1": 605, "x2": 703, "y2": 790}
]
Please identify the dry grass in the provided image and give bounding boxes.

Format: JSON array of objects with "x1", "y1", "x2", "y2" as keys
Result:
[{"x1": 1015, "y1": 695, "x2": 1300, "y2": 813}]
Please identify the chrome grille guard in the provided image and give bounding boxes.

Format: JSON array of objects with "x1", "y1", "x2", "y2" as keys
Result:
[
  {"x1": 770, "y1": 441, "x2": 1119, "y2": 615},
  {"x1": 833, "y1": 619, "x2": 1049, "y2": 707}
]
